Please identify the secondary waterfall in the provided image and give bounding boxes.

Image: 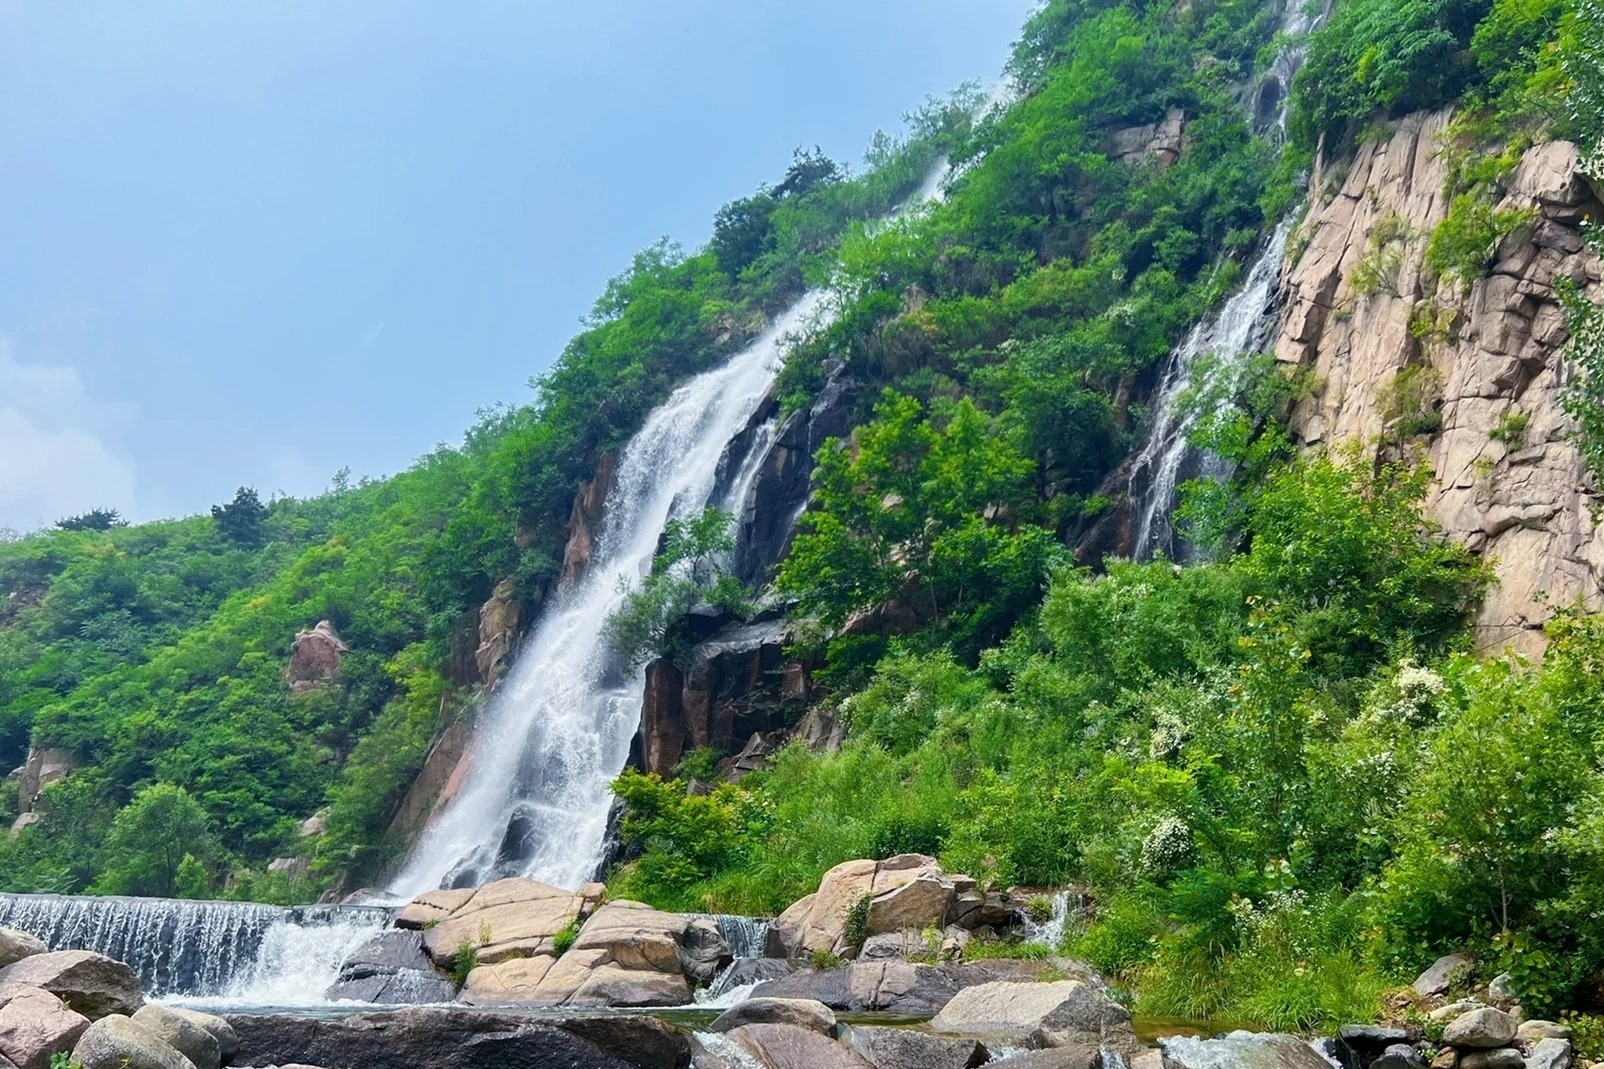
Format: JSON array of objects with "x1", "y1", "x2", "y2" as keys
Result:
[
  {"x1": 1125, "y1": 0, "x2": 1324, "y2": 561},
  {"x1": 0, "y1": 893, "x2": 387, "y2": 1002}
]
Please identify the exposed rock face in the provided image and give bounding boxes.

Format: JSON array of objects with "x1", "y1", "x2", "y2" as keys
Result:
[
  {"x1": 224, "y1": 1007, "x2": 689, "y2": 1069},
  {"x1": 1277, "y1": 112, "x2": 1604, "y2": 656},
  {"x1": 417, "y1": 878, "x2": 583, "y2": 968},
  {"x1": 708, "y1": 997, "x2": 837, "y2": 1036},
  {"x1": 639, "y1": 620, "x2": 800, "y2": 776},
  {"x1": 383, "y1": 721, "x2": 472, "y2": 875},
  {"x1": 846, "y1": 1026, "x2": 989, "y2": 1069},
  {"x1": 752, "y1": 962, "x2": 960, "y2": 1016},
  {"x1": 13, "y1": 749, "x2": 77, "y2": 814},
  {"x1": 0, "y1": 984, "x2": 91, "y2": 1069},
  {"x1": 560, "y1": 453, "x2": 618, "y2": 586},
  {"x1": 1108, "y1": 109, "x2": 1185, "y2": 167},
  {"x1": 0, "y1": 951, "x2": 144, "y2": 1021},
  {"x1": 474, "y1": 578, "x2": 521, "y2": 689},
  {"x1": 285, "y1": 621, "x2": 349, "y2": 691},
  {"x1": 1161, "y1": 1032, "x2": 1335, "y2": 1069}
]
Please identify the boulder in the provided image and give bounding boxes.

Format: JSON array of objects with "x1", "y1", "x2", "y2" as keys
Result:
[
  {"x1": 460, "y1": 957, "x2": 558, "y2": 1005},
  {"x1": 161, "y1": 1009, "x2": 236, "y2": 1061},
  {"x1": 568, "y1": 901, "x2": 719, "y2": 976},
  {"x1": 286, "y1": 620, "x2": 348, "y2": 689},
  {"x1": 0, "y1": 952, "x2": 144, "y2": 1020},
  {"x1": 772, "y1": 857, "x2": 958, "y2": 957},
  {"x1": 1487, "y1": 973, "x2": 1519, "y2": 1006},
  {"x1": 324, "y1": 929, "x2": 454, "y2": 1004},
  {"x1": 1517, "y1": 1021, "x2": 1570, "y2": 1043},
  {"x1": 1432, "y1": 1000, "x2": 1487, "y2": 1022},
  {"x1": 1414, "y1": 954, "x2": 1475, "y2": 998},
  {"x1": 130, "y1": 1006, "x2": 220, "y2": 1069},
  {"x1": 845, "y1": 1025, "x2": 988, "y2": 1069},
  {"x1": 1459, "y1": 1051, "x2": 1524, "y2": 1069},
  {"x1": 753, "y1": 962, "x2": 956, "y2": 1015},
  {"x1": 728, "y1": 1023, "x2": 872, "y2": 1069},
  {"x1": 394, "y1": 887, "x2": 476, "y2": 930},
  {"x1": 1442, "y1": 1008, "x2": 1518, "y2": 1049},
  {"x1": 70, "y1": 1015, "x2": 195, "y2": 1069},
  {"x1": 1370, "y1": 1044, "x2": 1427, "y2": 1069},
  {"x1": 418, "y1": 878, "x2": 582, "y2": 966},
  {"x1": 0, "y1": 933, "x2": 44, "y2": 971},
  {"x1": 860, "y1": 930, "x2": 930, "y2": 961},
  {"x1": 714, "y1": 958, "x2": 797, "y2": 992},
  {"x1": 927, "y1": 980, "x2": 1137, "y2": 1053},
  {"x1": 226, "y1": 1007, "x2": 690, "y2": 1069},
  {"x1": 1525, "y1": 1037, "x2": 1573, "y2": 1069},
  {"x1": 1161, "y1": 1032, "x2": 1337, "y2": 1069},
  {"x1": 709, "y1": 998, "x2": 836, "y2": 1037},
  {"x1": 522, "y1": 950, "x2": 691, "y2": 1008},
  {"x1": 1340, "y1": 1025, "x2": 1411, "y2": 1050},
  {"x1": 0, "y1": 985, "x2": 91, "y2": 1069}
]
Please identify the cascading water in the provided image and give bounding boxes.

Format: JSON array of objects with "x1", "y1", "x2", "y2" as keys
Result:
[
  {"x1": 390, "y1": 156, "x2": 956, "y2": 899},
  {"x1": 0, "y1": 893, "x2": 387, "y2": 1002},
  {"x1": 1125, "y1": 0, "x2": 1325, "y2": 562}
]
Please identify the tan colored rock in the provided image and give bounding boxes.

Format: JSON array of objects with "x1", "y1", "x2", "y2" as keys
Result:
[
  {"x1": 773, "y1": 855, "x2": 959, "y2": 957},
  {"x1": 568, "y1": 900, "x2": 691, "y2": 974},
  {"x1": 474, "y1": 579, "x2": 521, "y2": 689},
  {"x1": 730, "y1": 1023, "x2": 873, "y2": 1069},
  {"x1": 69, "y1": 1014, "x2": 194, "y2": 1069},
  {"x1": 286, "y1": 621, "x2": 348, "y2": 689},
  {"x1": 394, "y1": 887, "x2": 476, "y2": 930},
  {"x1": 0, "y1": 932, "x2": 44, "y2": 971},
  {"x1": 418, "y1": 878, "x2": 581, "y2": 966},
  {"x1": 0, "y1": 952, "x2": 143, "y2": 1020},
  {"x1": 0, "y1": 985, "x2": 91, "y2": 1069},
  {"x1": 525, "y1": 949, "x2": 690, "y2": 1007},
  {"x1": 458, "y1": 957, "x2": 557, "y2": 1005},
  {"x1": 130, "y1": 1005, "x2": 219, "y2": 1069},
  {"x1": 928, "y1": 980, "x2": 1137, "y2": 1054}
]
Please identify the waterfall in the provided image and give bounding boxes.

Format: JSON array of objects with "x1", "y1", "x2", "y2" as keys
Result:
[
  {"x1": 699, "y1": 914, "x2": 772, "y2": 959},
  {"x1": 1022, "y1": 889, "x2": 1084, "y2": 951},
  {"x1": 0, "y1": 893, "x2": 387, "y2": 1002},
  {"x1": 1125, "y1": 0, "x2": 1324, "y2": 561},
  {"x1": 389, "y1": 156, "x2": 957, "y2": 900}
]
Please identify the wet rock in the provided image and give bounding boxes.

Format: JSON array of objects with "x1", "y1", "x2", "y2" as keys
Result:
[
  {"x1": 981, "y1": 1048, "x2": 1099, "y2": 1069},
  {"x1": 324, "y1": 930, "x2": 454, "y2": 1005},
  {"x1": 845, "y1": 1026, "x2": 988, "y2": 1069},
  {"x1": 0, "y1": 951, "x2": 144, "y2": 1020},
  {"x1": 1415, "y1": 954, "x2": 1477, "y2": 998},
  {"x1": 1370, "y1": 1043, "x2": 1427, "y2": 1069},
  {"x1": 226, "y1": 1007, "x2": 690, "y2": 1069},
  {"x1": 1443, "y1": 1008, "x2": 1518, "y2": 1049},
  {"x1": 716, "y1": 958, "x2": 796, "y2": 991},
  {"x1": 1160, "y1": 1031, "x2": 1336, "y2": 1069},
  {"x1": 0, "y1": 985, "x2": 91, "y2": 1069},
  {"x1": 131, "y1": 1005, "x2": 220, "y2": 1069},
  {"x1": 0, "y1": 933, "x2": 44, "y2": 971},
  {"x1": 70, "y1": 1015, "x2": 195, "y2": 1069},
  {"x1": 709, "y1": 998, "x2": 836, "y2": 1036},
  {"x1": 927, "y1": 980, "x2": 1137, "y2": 1054},
  {"x1": 728, "y1": 1023, "x2": 872, "y2": 1069}
]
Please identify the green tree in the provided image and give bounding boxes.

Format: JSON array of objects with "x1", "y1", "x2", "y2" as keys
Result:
[
  {"x1": 56, "y1": 509, "x2": 128, "y2": 532},
  {"x1": 91, "y1": 783, "x2": 218, "y2": 898},
  {"x1": 210, "y1": 487, "x2": 269, "y2": 547},
  {"x1": 604, "y1": 508, "x2": 750, "y2": 669}
]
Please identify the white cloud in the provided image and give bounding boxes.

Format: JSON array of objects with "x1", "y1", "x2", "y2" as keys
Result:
[{"x1": 0, "y1": 338, "x2": 136, "y2": 532}]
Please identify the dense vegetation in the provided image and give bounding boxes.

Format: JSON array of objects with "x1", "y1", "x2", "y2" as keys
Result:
[{"x1": 2, "y1": 0, "x2": 1602, "y2": 1036}]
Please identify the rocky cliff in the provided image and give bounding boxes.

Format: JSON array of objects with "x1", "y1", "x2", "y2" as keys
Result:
[{"x1": 1276, "y1": 111, "x2": 1604, "y2": 656}]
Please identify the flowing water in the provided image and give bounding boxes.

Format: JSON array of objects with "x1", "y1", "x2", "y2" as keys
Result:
[
  {"x1": 1125, "y1": 0, "x2": 1325, "y2": 561},
  {"x1": 0, "y1": 893, "x2": 387, "y2": 1002},
  {"x1": 390, "y1": 160, "x2": 955, "y2": 899}
]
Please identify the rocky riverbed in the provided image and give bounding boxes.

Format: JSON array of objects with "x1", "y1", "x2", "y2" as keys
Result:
[{"x1": 0, "y1": 858, "x2": 1587, "y2": 1069}]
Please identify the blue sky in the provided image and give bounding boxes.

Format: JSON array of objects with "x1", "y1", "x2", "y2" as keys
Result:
[{"x1": 0, "y1": 1, "x2": 1035, "y2": 531}]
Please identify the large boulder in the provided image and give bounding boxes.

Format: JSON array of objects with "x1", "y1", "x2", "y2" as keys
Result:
[
  {"x1": 394, "y1": 888, "x2": 476, "y2": 930},
  {"x1": 130, "y1": 1006, "x2": 219, "y2": 1069},
  {"x1": 927, "y1": 980, "x2": 1137, "y2": 1054},
  {"x1": 0, "y1": 952, "x2": 144, "y2": 1020},
  {"x1": 324, "y1": 930, "x2": 454, "y2": 1004},
  {"x1": 518, "y1": 949, "x2": 690, "y2": 1008},
  {"x1": 771, "y1": 856, "x2": 959, "y2": 957},
  {"x1": 70, "y1": 1015, "x2": 195, "y2": 1069},
  {"x1": 0, "y1": 932, "x2": 44, "y2": 971},
  {"x1": 709, "y1": 998, "x2": 836, "y2": 1036},
  {"x1": 161, "y1": 1009, "x2": 237, "y2": 1062},
  {"x1": 981, "y1": 1048, "x2": 1100, "y2": 1069},
  {"x1": 728, "y1": 1023, "x2": 872, "y2": 1069},
  {"x1": 460, "y1": 957, "x2": 558, "y2": 1006},
  {"x1": 225, "y1": 1006, "x2": 690, "y2": 1069},
  {"x1": 286, "y1": 620, "x2": 349, "y2": 689},
  {"x1": 1161, "y1": 1032, "x2": 1336, "y2": 1069},
  {"x1": 1526, "y1": 1037, "x2": 1574, "y2": 1069},
  {"x1": 569, "y1": 901, "x2": 727, "y2": 980},
  {"x1": 0, "y1": 985, "x2": 91, "y2": 1069},
  {"x1": 1413, "y1": 953, "x2": 1475, "y2": 998},
  {"x1": 417, "y1": 878, "x2": 583, "y2": 966},
  {"x1": 1442, "y1": 1007, "x2": 1518, "y2": 1048},
  {"x1": 846, "y1": 1025, "x2": 988, "y2": 1069}
]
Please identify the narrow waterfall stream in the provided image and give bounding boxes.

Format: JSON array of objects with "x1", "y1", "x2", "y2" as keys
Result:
[
  {"x1": 1125, "y1": 0, "x2": 1325, "y2": 561},
  {"x1": 390, "y1": 161, "x2": 955, "y2": 899},
  {"x1": 0, "y1": 893, "x2": 388, "y2": 1003}
]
